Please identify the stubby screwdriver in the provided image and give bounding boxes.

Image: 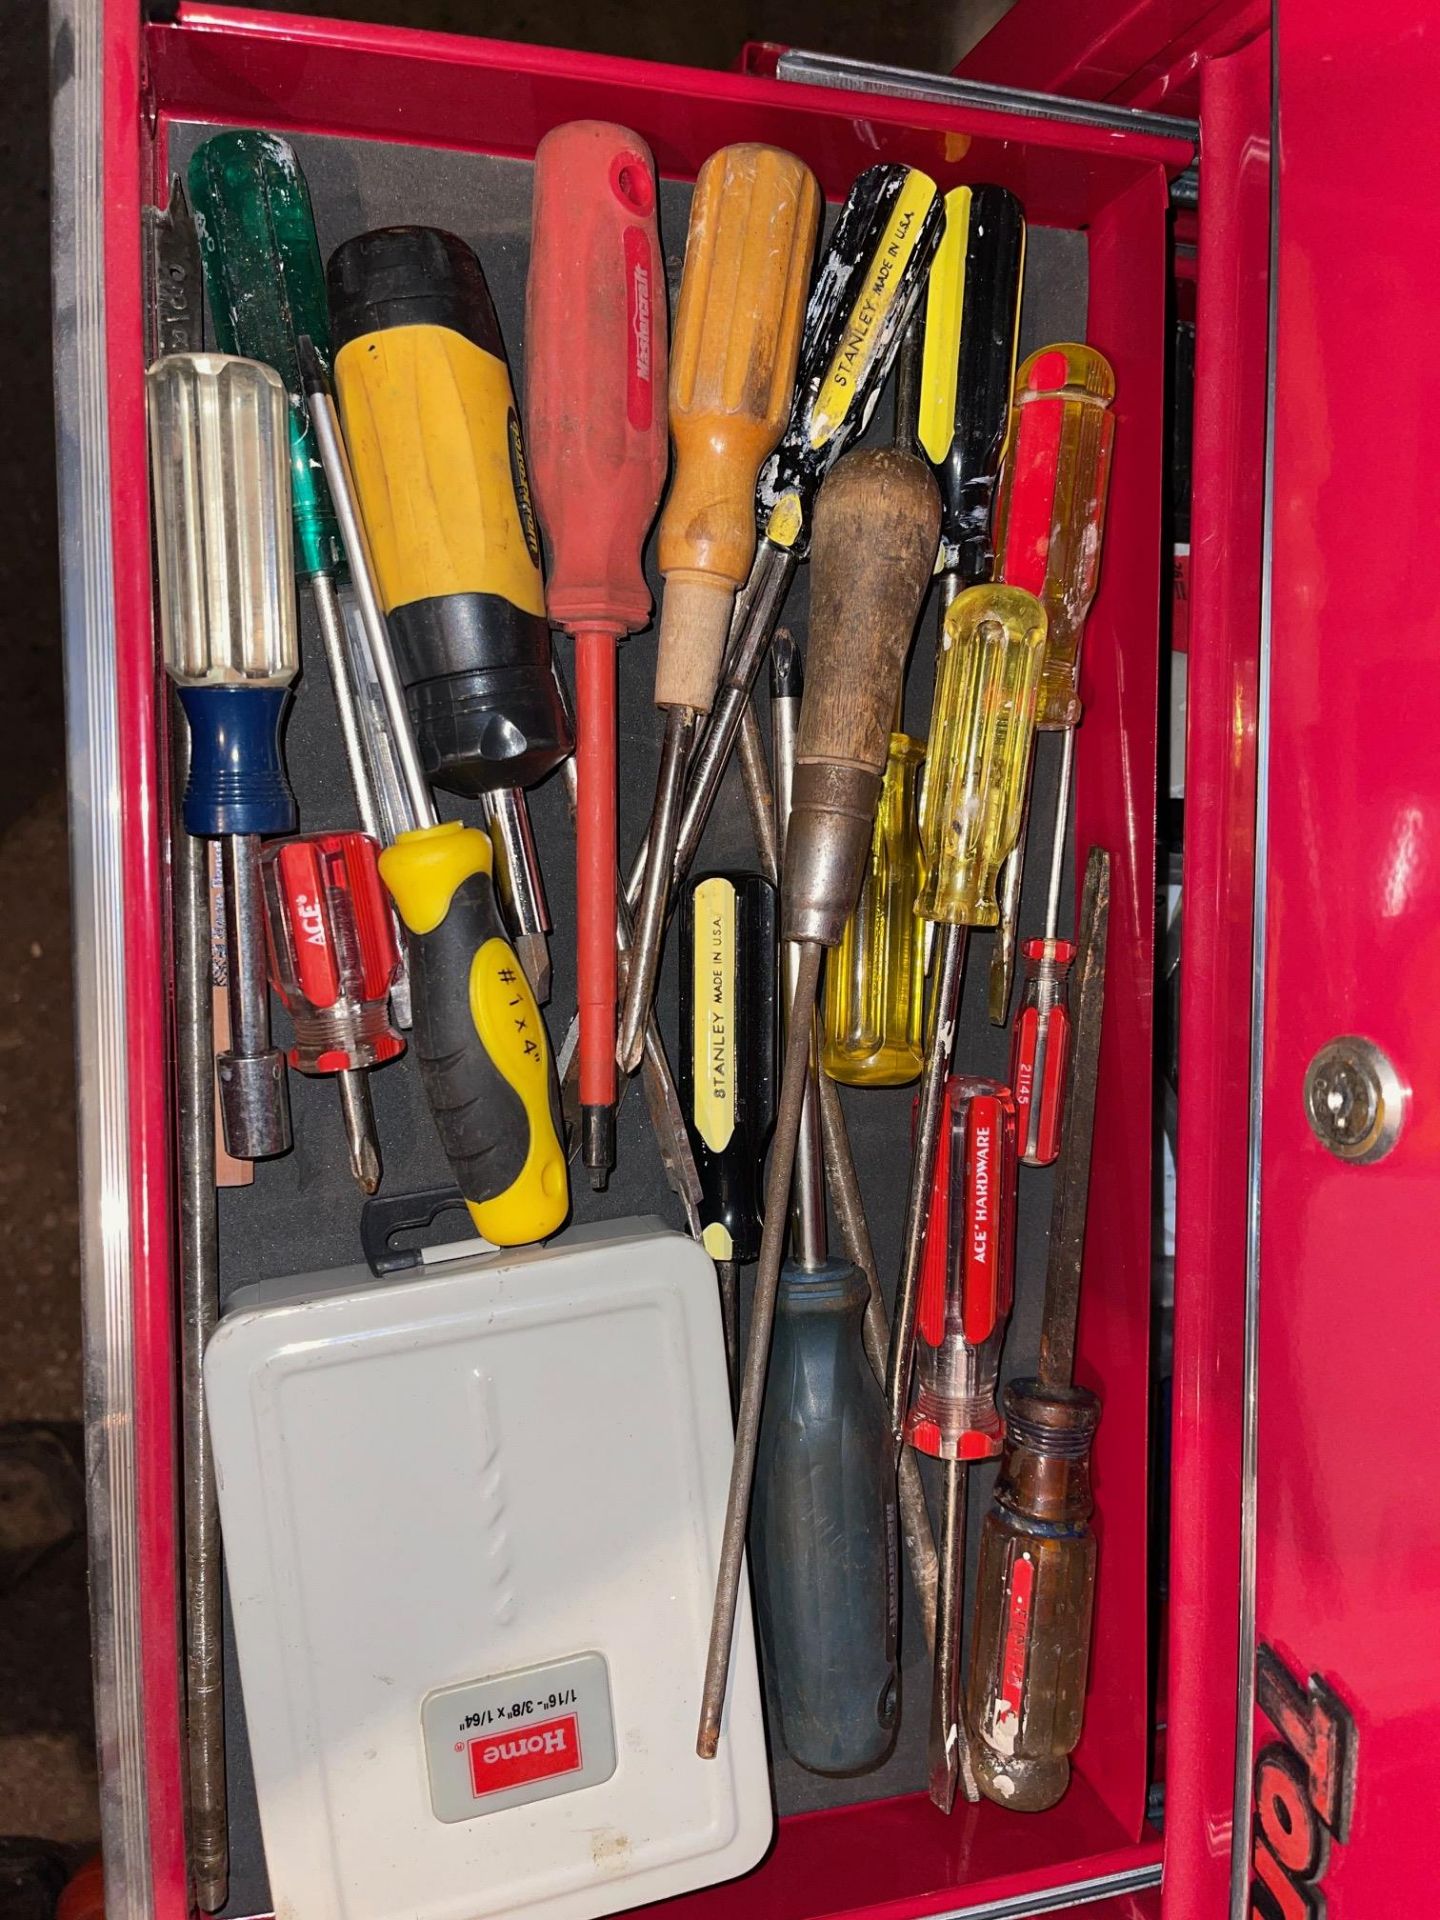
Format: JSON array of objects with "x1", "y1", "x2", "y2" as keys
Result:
[
  {"x1": 678, "y1": 872, "x2": 778, "y2": 1370},
  {"x1": 261, "y1": 831, "x2": 404, "y2": 1194},
  {"x1": 618, "y1": 144, "x2": 819, "y2": 1076},
  {"x1": 301, "y1": 338, "x2": 569, "y2": 1246},
  {"x1": 526, "y1": 121, "x2": 670, "y2": 1185},
  {"x1": 1011, "y1": 728, "x2": 1076, "y2": 1165},
  {"x1": 907, "y1": 1076, "x2": 1019, "y2": 1811},
  {"x1": 147, "y1": 352, "x2": 297, "y2": 1162},
  {"x1": 698, "y1": 445, "x2": 941, "y2": 1758},
  {"x1": 988, "y1": 345, "x2": 1116, "y2": 1021},
  {"x1": 968, "y1": 848, "x2": 1109, "y2": 1812},
  {"x1": 665, "y1": 165, "x2": 946, "y2": 908}
]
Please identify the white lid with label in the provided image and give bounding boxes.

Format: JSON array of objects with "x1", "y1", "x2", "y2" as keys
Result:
[{"x1": 206, "y1": 1217, "x2": 771, "y2": 1920}]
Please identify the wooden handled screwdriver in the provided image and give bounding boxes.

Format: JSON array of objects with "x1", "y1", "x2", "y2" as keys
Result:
[
  {"x1": 525, "y1": 121, "x2": 670, "y2": 1187},
  {"x1": 697, "y1": 445, "x2": 940, "y2": 1758},
  {"x1": 617, "y1": 144, "x2": 820, "y2": 1076}
]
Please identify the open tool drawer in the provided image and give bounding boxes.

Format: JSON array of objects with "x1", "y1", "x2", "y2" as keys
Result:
[{"x1": 52, "y1": 2, "x2": 1287, "y2": 1918}]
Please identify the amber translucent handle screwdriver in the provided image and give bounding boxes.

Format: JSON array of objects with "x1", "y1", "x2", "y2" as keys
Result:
[
  {"x1": 988, "y1": 344, "x2": 1116, "y2": 1021},
  {"x1": 698, "y1": 447, "x2": 940, "y2": 1757},
  {"x1": 968, "y1": 847, "x2": 1109, "y2": 1812},
  {"x1": 618, "y1": 144, "x2": 820, "y2": 1076}
]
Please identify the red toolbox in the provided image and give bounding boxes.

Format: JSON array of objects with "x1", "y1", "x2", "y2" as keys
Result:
[{"x1": 50, "y1": 0, "x2": 1435, "y2": 1915}]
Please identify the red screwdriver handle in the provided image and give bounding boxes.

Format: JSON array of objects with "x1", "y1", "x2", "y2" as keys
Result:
[
  {"x1": 1010, "y1": 935, "x2": 1075, "y2": 1167},
  {"x1": 261, "y1": 831, "x2": 405, "y2": 1075},
  {"x1": 525, "y1": 121, "x2": 669, "y2": 633},
  {"x1": 906, "y1": 1076, "x2": 1019, "y2": 1463}
]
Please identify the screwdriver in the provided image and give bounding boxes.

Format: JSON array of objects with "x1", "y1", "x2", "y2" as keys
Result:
[
  {"x1": 617, "y1": 144, "x2": 820, "y2": 1076},
  {"x1": 968, "y1": 847, "x2": 1109, "y2": 1812},
  {"x1": 907, "y1": 1075, "x2": 1019, "y2": 1811},
  {"x1": 987, "y1": 345, "x2": 1116, "y2": 1022},
  {"x1": 698, "y1": 444, "x2": 940, "y2": 1757},
  {"x1": 677, "y1": 872, "x2": 778, "y2": 1369},
  {"x1": 301, "y1": 337, "x2": 569, "y2": 1246},
  {"x1": 884, "y1": 582, "x2": 1049, "y2": 1448},
  {"x1": 662, "y1": 165, "x2": 947, "y2": 920},
  {"x1": 326, "y1": 225, "x2": 572, "y2": 1001},
  {"x1": 147, "y1": 352, "x2": 297, "y2": 1162},
  {"x1": 525, "y1": 121, "x2": 670, "y2": 1187},
  {"x1": 819, "y1": 317, "x2": 930, "y2": 1090},
  {"x1": 260, "y1": 831, "x2": 404, "y2": 1194},
  {"x1": 1011, "y1": 728, "x2": 1076, "y2": 1165},
  {"x1": 878, "y1": 187, "x2": 1035, "y2": 1448}
]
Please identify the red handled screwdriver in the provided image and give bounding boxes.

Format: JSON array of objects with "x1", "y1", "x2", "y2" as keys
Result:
[
  {"x1": 1010, "y1": 726, "x2": 1076, "y2": 1166},
  {"x1": 525, "y1": 121, "x2": 669, "y2": 1189},
  {"x1": 261, "y1": 831, "x2": 405, "y2": 1194},
  {"x1": 908, "y1": 1076, "x2": 1019, "y2": 1811}
]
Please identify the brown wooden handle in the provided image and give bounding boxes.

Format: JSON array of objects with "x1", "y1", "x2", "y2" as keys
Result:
[{"x1": 798, "y1": 447, "x2": 941, "y2": 776}]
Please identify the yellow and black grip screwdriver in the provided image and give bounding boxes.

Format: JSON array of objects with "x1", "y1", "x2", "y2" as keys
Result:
[
  {"x1": 301, "y1": 336, "x2": 568, "y2": 1246},
  {"x1": 327, "y1": 226, "x2": 570, "y2": 1001}
]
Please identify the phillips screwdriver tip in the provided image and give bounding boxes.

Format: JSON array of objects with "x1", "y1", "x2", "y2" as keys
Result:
[{"x1": 338, "y1": 1069, "x2": 382, "y2": 1197}]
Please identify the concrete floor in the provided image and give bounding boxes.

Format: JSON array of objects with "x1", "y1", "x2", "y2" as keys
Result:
[{"x1": 6, "y1": 0, "x2": 1008, "y2": 1867}]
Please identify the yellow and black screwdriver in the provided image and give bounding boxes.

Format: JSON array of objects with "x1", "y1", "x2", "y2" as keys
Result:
[
  {"x1": 325, "y1": 227, "x2": 572, "y2": 1004},
  {"x1": 301, "y1": 338, "x2": 568, "y2": 1246}
]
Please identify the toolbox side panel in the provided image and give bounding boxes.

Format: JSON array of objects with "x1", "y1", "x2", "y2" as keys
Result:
[
  {"x1": 1164, "y1": 32, "x2": 1270, "y2": 1920},
  {"x1": 1245, "y1": 0, "x2": 1440, "y2": 1906}
]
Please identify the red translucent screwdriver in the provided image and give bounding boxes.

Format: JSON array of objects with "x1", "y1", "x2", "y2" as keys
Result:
[{"x1": 526, "y1": 120, "x2": 669, "y2": 1189}]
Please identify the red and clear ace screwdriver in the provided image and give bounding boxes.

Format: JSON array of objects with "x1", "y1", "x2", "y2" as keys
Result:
[
  {"x1": 908, "y1": 1075, "x2": 1019, "y2": 1812},
  {"x1": 525, "y1": 122, "x2": 669, "y2": 1188},
  {"x1": 261, "y1": 831, "x2": 405, "y2": 1194},
  {"x1": 1010, "y1": 727, "x2": 1076, "y2": 1166}
]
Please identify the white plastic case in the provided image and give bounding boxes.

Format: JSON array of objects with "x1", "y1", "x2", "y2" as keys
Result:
[{"x1": 205, "y1": 1217, "x2": 772, "y2": 1920}]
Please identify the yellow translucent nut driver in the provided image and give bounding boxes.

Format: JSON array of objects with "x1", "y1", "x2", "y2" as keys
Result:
[
  {"x1": 301, "y1": 339, "x2": 568, "y2": 1246},
  {"x1": 987, "y1": 343, "x2": 1116, "y2": 1022}
]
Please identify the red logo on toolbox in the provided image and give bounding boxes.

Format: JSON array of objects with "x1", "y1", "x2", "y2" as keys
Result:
[{"x1": 469, "y1": 1713, "x2": 583, "y2": 1797}]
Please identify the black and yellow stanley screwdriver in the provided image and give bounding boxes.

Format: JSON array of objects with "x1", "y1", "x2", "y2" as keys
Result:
[
  {"x1": 301, "y1": 337, "x2": 568, "y2": 1246},
  {"x1": 326, "y1": 226, "x2": 572, "y2": 1001}
]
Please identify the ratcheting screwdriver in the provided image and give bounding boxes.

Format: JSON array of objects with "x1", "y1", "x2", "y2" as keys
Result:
[
  {"x1": 907, "y1": 1075, "x2": 1019, "y2": 1811},
  {"x1": 617, "y1": 143, "x2": 820, "y2": 1077},
  {"x1": 147, "y1": 351, "x2": 298, "y2": 1164},
  {"x1": 968, "y1": 847, "x2": 1109, "y2": 1812},
  {"x1": 525, "y1": 121, "x2": 670, "y2": 1188},
  {"x1": 301, "y1": 338, "x2": 569, "y2": 1247},
  {"x1": 988, "y1": 345, "x2": 1116, "y2": 1021},
  {"x1": 658, "y1": 165, "x2": 947, "y2": 920},
  {"x1": 678, "y1": 871, "x2": 778, "y2": 1371},
  {"x1": 260, "y1": 830, "x2": 405, "y2": 1195},
  {"x1": 1011, "y1": 728, "x2": 1076, "y2": 1165},
  {"x1": 698, "y1": 444, "x2": 940, "y2": 1759},
  {"x1": 325, "y1": 225, "x2": 572, "y2": 1004}
]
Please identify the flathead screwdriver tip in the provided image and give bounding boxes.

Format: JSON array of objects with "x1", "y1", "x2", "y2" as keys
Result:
[
  {"x1": 514, "y1": 931, "x2": 552, "y2": 1008},
  {"x1": 582, "y1": 1105, "x2": 616, "y2": 1192}
]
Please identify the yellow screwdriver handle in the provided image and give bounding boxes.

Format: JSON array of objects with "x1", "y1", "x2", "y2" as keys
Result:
[
  {"x1": 822, "y1": 729, "x2": 928, "y2": 1086},
  {"x1": 918, "y1": 585, "x2": 1048, "y2": 928},
  {"x1": 994, "y1": 343, "x2": 1115, "y2": 730},
  {"x1": 655, "y1": 144, "x2": 820, "y2": 712},
  {"x1": 379, "y1": 820, "x2": 568, "y2": 1245}
]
